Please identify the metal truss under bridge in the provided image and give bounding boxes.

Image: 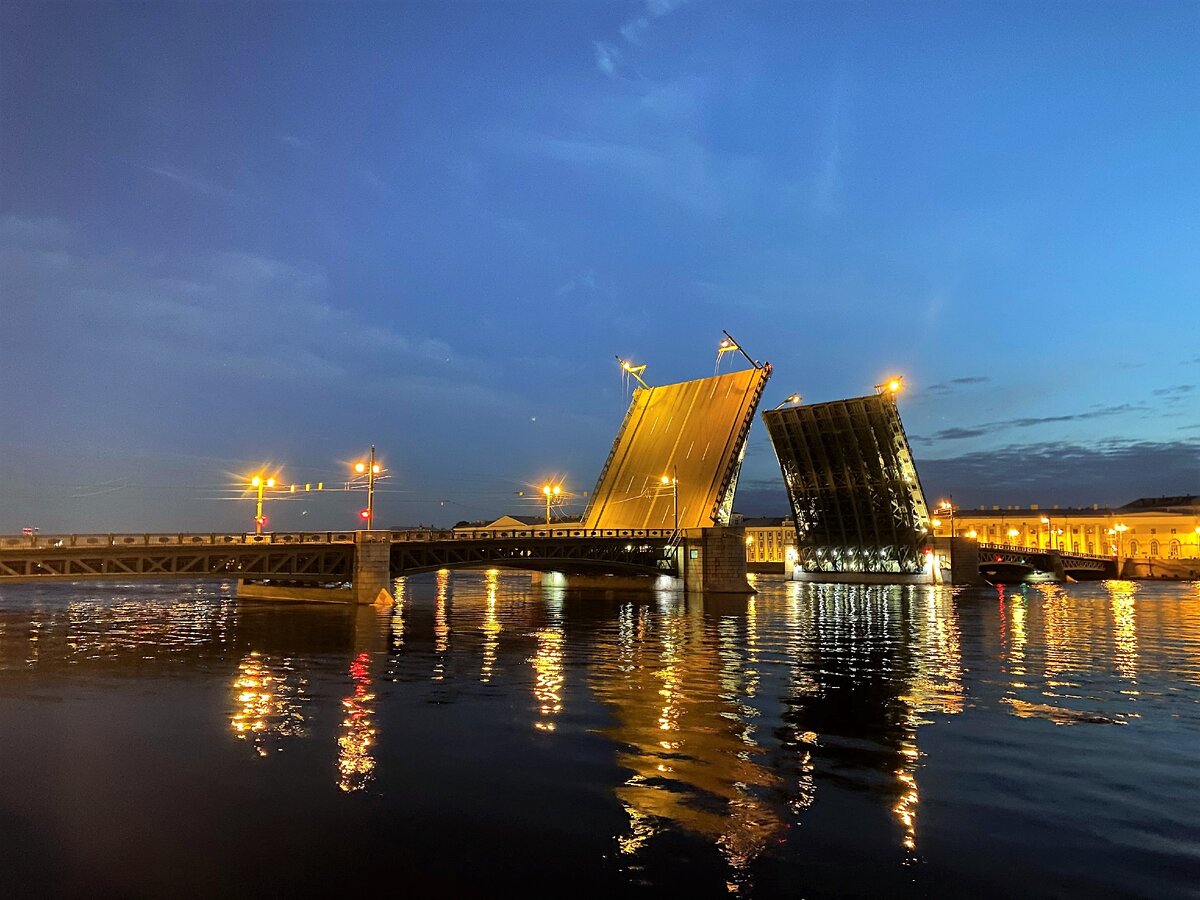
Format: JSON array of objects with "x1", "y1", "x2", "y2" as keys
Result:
[{"x1": 0, "y1": 529, "x2": 680, "y2": 584}]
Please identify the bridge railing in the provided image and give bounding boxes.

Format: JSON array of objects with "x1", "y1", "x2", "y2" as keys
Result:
[
  {"x1": 0, "y1": 532, "x2": 360, "y2": 550},
  {"x1": 975, "y1": 541, "x2": 1114, "y2": 561}
]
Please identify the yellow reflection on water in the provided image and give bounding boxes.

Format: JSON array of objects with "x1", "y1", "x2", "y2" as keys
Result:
[
  {"x1": 230, "y1": 652, "x2": 307, "y2": 757},
  {"x1": 433, "y1": 570, "x2": 450, "y2": 681},
  {"x1": 337, "y1": 651, "x2": 377, "y2": 792},
  {"x1": 1108, "y1": 581, "x2": 1139, "y2": 682},
  {"x1": 1010, "y1": 593, "x2": 1027, "y2": 680},
  {"x1": 390, "y1": 578, "x2": 406, "y2": 653},
  {"x1": 481, "y1": 570, "x2": 501, "y2": 684},
  {"x1": 530, "y1": 623, "x2": 564, "y2": 732},
  {"x1": 596, "y1": 600, "x2": 783, "y2": 883}
]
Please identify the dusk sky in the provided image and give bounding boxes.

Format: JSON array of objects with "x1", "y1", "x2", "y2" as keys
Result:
[{"x1": 2, "y1": 0, "x2": 1197, "y2": 533}]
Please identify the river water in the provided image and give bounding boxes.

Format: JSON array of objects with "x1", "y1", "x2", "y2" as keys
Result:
[{"x1": 1, "y1": 574, "x2": 1198, "y2": 898}]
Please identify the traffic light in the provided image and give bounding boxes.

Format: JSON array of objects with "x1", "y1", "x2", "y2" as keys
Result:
[
  {"x1": 359, "y1": 509, "x2": 371, "y2": 521},
  {"x1": 255, "y1": 515, "x2": 268, "y2": 528}
]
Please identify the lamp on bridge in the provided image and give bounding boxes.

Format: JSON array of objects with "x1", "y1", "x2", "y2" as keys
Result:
[
  {"x1": 351, "y1": 447, "x2": 387, "y2": 531},
  {"x1": 541, "y1": 483, "x2": 563, "y2": 526},
  {"x1": 773, "y1": 393, "x2": 803, "y2": 410},
  {"x1": 875, "y1": 376, "x2": 904, "y2": 397},
  {"x1": 660, "y1": 467, "x2": 679, "y2": 533},
  {"x1": 249, "y1": 474, "x2": 277, "y2": 536},
  {"x1": 936, "y1": 497, "x2": 956, "y2": 538}
]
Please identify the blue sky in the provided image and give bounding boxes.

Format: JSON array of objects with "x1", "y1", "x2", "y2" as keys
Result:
[{"x1": 1, "y1": 0, "x2": 1196, "y2": 532}]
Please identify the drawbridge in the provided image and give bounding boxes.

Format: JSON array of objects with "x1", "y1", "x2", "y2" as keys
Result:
[
  {"x1": 583, "y1": 365, "x2": 771, "y2": 531},
  {"x1": 763, "y1": 392, "x2": 931, "y2": 574}
]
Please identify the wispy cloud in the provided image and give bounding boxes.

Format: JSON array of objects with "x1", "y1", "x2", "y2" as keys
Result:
[
  {"x1": 925, "y1": 375, "x2": 990, "y2": 394},
  {"x1": 593, "y1": 41, "x2": 621, "y2": 77},
  {"x1": 1, "y1": 224, "x2": 459, "y2": 388},
  {"x1": 594, "y1": 0, "x2": 690, "y2": 76},
  {"x1": 554, "y1": 269, "x2": 598, "y2": 298},
  {"x1": 278, "y1": 134, "x2": 309, "y2": 150},
  {"x1": 144, "y1": 164, "x2": 235, "y2": 199},
  {"x1": 913, "y1": 402, "x2": 1149, "y2": 442},
  {"x1": 1152, "y1": 384, "x2": 1195, "y2": 400}
]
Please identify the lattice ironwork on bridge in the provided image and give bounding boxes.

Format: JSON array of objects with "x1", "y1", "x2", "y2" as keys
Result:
[
  {"x1": 763, "y1": 393, "x2": 931, "y2": 574},
  {"x1": 0, "y1": 530, "x2": 678, "y2": 584},
  {"x1": 0, "y1": 542, "x2": 354, "y2": 583}
]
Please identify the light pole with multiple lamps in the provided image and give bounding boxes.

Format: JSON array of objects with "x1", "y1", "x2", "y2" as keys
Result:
[
  {"x1": 541, "y1": 483, "x2": 563, "y2": 526},
  {"x1": 352, "y1": 446, "x2": 385, "y2": 530},
  {"x1": 249, "y1": 474, "x2": 276, "y2": 535}
]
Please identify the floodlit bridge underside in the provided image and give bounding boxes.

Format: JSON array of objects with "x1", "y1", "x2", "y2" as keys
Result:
[{"x1": 763, "y1": 393, "x2": 931, "y2": 575}]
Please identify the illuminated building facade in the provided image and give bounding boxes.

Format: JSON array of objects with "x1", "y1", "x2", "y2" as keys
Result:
[
  {"x1": 931, "y1": 495, "x2": 1200, "y2": 559},
  {"x1": 763, "y1": 394, "x2": 932, "y2": 574}
]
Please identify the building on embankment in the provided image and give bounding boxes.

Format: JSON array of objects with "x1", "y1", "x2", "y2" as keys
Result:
[{"x1": 931, "y1": 495, "x2": 1200, "y2": 561}]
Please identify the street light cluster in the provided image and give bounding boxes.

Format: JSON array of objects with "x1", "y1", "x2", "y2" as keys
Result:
[{"x1": 244, "y1": 446, "x2": 388, "y2": 534}]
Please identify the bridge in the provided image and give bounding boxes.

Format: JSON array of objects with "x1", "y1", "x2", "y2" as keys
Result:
[
  {"x1": 966, "y1": 541, "x2": 1119, "y2": 584},
  {"x1": 0, "y1": 359, "x2": 772, "y2": 600},
  {"x1": 0, "y1": 528, "x2": 683, "y2": 601}
]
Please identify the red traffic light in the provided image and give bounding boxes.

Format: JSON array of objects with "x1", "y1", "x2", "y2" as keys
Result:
[
  {"x1": 359, "y1": 509, "x2": 371, "y2": 520},
  {"x1": 255, "y1": 515, "x2": 267, "y2": 527}
]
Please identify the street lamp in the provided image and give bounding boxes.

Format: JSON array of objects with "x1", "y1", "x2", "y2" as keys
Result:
[
  {"x1": 875, "y1": 376, "x2": 904, "y2": 396},
  {"x1": 773, "y1": 393, "x2": 803, "y2": 410},
  {"x1": 351, "y1": 446, "x2": 385, "y2": 531},
  {"x1": 542, "y1": 483, "x2": 563, "y2": 526},
  {"x1": 1007, "y1": 527, "x2": 1020, "y2": 544},
  {"x1": 660, "y1": 467, "x2": 679, "y2": 534},
  {"x1": 1112, "y1": 523, "x2": 1128, "y2": 558},
  {"x1": 249, "y1": 474, "x2": 277, "y2": 535},
  {"x1": 936, "y1": 497, "x2": 956, "y2": 538}
]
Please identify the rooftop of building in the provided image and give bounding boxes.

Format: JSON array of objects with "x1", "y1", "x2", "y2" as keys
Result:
[{"x1": 954, "y1": 495, "x2": 1199, "y2": 517}]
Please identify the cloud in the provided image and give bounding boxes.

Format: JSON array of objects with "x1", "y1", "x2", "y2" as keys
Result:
[
  {"x1": 554, "y1": 269, "x2": 598, "y2": 298},
  {"x1": 915, "y1": 440, "x2": 1200, "y2": 508},
  {"x1": 279, "y1": 134, "x2": 309, "y2": 150},
  {"x1": 924, "y1": 375, "x2": 990, "y2": 394},
  {"x1": 0, "y1": 225, "x2": 457, "y2": 388},
  {"x1": 916, "y1": 403, "x2": 1149, "y2": 442},
  {"x1": 594, "y1": 0, "x2": 690, "y2": 75},
  {"x1": 144, "y1": 164, "x2": 235, "y2": 199},
  {"x1": 512, "y1": 131, "x2": 752, "y2": 216},
  {"x1": 1152, "y1": 384, "x2": 1195, "y2": 400},
  {"x1": 593, "y1": 41, "x2": 621, "y2": 77}
]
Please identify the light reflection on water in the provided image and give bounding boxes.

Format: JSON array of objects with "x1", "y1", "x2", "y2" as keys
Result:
[{"x1": 1, "y1": 576, "x2": 1199, "y2": 897}]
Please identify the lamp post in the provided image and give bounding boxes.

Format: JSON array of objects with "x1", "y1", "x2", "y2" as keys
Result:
[
  {"x1": 352, "y1": 446, "x2": 383, "y2": 531},
  {"x1": 875, "y1": 376, "x2": 904, "y2": 398},
  {"x1": 249, "y1": 474, "x2": 276, "y2": 535},
  {"x1": 1113, "y1": 522, "x2": 1128, "y2": 558},
  {"x1": 661, "y1": 466, "x2": 679, "y2": 534},
  {"x1": 542, "y1": 483, "x2": 562, "y2": 526},
  {"x1": 1040, "y1": 516, "x2": 1051, "y2": 549},
  {"x1": 937, "y1": 497, "x2": 955, "y2": 577}
]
